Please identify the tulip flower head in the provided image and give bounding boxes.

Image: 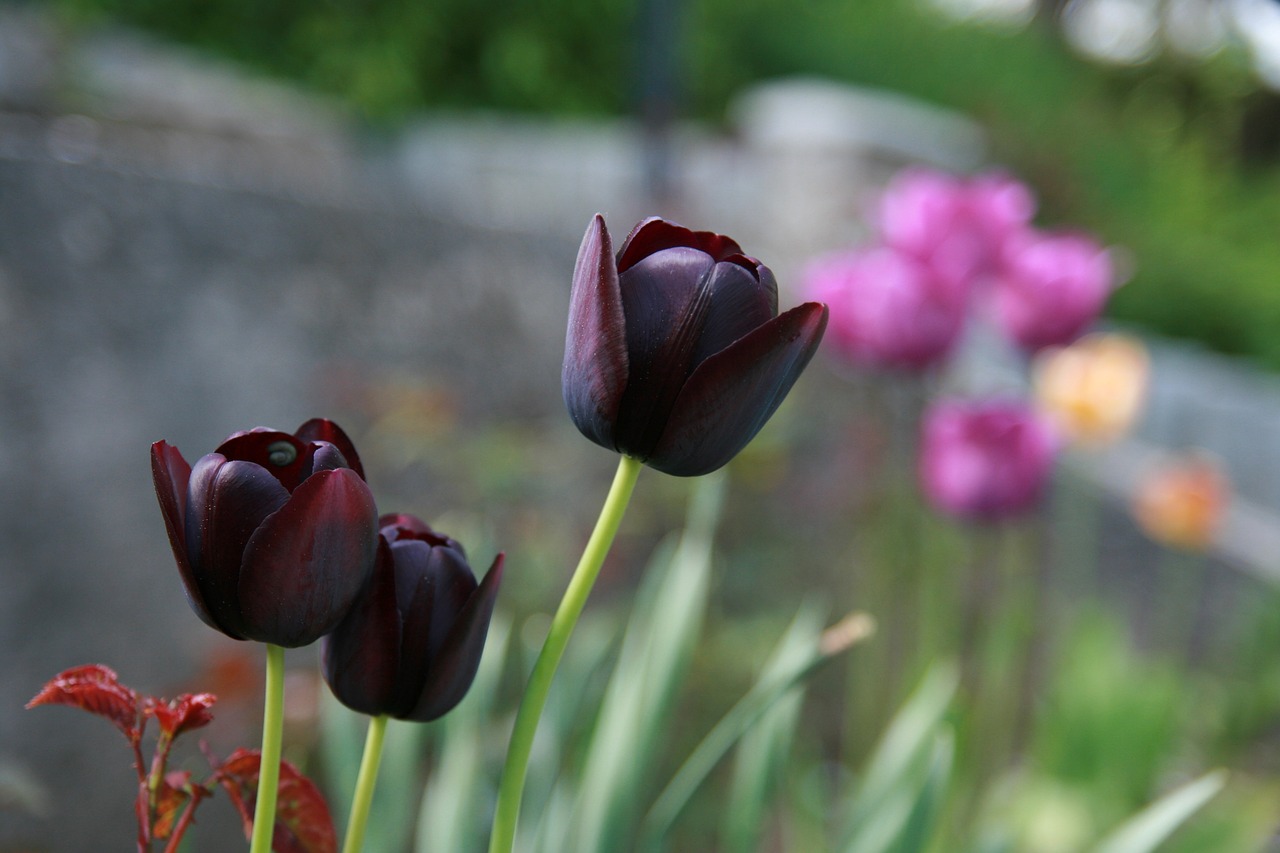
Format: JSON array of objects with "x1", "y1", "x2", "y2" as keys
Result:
[
  {"x1": 803, "y1": 245, "x2": 969, "y2": 372},
  {"x1": 994, "y1": 230, "x2": 1114, "y2": 352},
  {"x1": 322, "y1": 513, "x2": 503, "y2": 721},
  {"x1": 920, "y1": 398, "x2": 1059, "y2": 522},
  {"x1": 1131, "y1": 453, "x2": 1229, "y2": 552},
  {"x1": 877, "y1": 168, "x2": 1036, "y2": 287},
  {"x1": 1033, "y1": 332, "x2": 1150, "y2": 446},
  {"x1": 563, "y1": 215, "x2": 828, "y2": 477},
  {"x1": 151, "y1": 419, "x2": 379, "y2": 648}
]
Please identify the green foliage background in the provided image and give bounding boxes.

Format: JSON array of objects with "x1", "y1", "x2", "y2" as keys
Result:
[{"x1": 50, "y1": 0, "x2": 1280, "y2": 368}]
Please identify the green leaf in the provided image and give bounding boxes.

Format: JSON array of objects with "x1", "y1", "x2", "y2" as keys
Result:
[
  {"x1": 1091, "y1": 771, "x2": 1228, "y2": 853},
  {"x1": 416, "y1": 616, "x2": 512, "y2": 853},
  {"x1": 721, "y1": 602, "x2": 825, "y2": 853},
  {"x1": 844, "y1": 660, "x2": 957, "y2": 835},
  {"x1": 842, "y1": 661, "x2": 959, "y2": 847},
  {"x1": 640, "y1": 611, "x2": 875, "y2": 852}
]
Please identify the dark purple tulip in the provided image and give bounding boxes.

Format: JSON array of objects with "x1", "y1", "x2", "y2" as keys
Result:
[
  {"x1": 919, "y1": 398, "x2": 1059, "y2": 522},
  {"x1": 322, "y1": 514, "x2": 504, "y2": 721},
  {"x1": 151, "y1": 419, "x2": 379, "y2": 648},
  {"x1": 564, "y1": 214, "x2": 829, "y2": 477}
]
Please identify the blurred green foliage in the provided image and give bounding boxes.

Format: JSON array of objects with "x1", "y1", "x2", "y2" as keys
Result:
[{"x1": 51, "y1": 0, "x2": 1280, "y2": 369}]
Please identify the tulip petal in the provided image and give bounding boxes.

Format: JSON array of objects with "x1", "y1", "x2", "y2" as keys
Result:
[
  {"x1": 406, "y1": 554, "x2": 504, "y2": 722},
  {"x1": 206, "y1": 461, "x2": 293, "y2": 577},
  {"x1": 322, "y1": 539, "x2": 402, "y2": 715},
  {"x1": 648, "y1": 302, "x2": 828, "y2": 476},
  {"x1": 237, "y1": 468, "x2": 378, "y2": 647},
  {"x1": 388, "y1": 545, "x2": 436, "y2": 716},
  {"x1": 295, "y1": 419, "x2": 366, "y2": 481},
  {"x1": 216, "y1": 430, "x2": 312, "y2": 492},
  {"x1": 563, "y1": 214, "x2": 630, "y2": 452},
  {"x1": 151, "y1": 442, "x2": 220, "y2": 632},
  {"x1": 617, "y1": 217, "x2": 744, "y2": 271},
  {"x1": 197, "y1": 459, "x2": 293, "y2": 638},
  {"x1": 691, "y1": 260, "x2": 777, "y2": 367},
  {"x1": 380, "y1": 513, "x2": 434, "y2": 539},
  {"x1": 613, "y1": 247, "x2": 717, "y2": 456},
  {"x1": 422, "y1": 548, "x2": 479, "y2": 659},
  {"x1": 756, "y1": 263, "x2": 779, "y2": 316},
  {"x1": 309, "y1": 442, "x2": 352, "y2": 476}
]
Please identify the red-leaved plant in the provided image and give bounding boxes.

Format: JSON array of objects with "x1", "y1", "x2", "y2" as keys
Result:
[{"x1": 26, "y1": 664, "x2": 336, "y2": 853}]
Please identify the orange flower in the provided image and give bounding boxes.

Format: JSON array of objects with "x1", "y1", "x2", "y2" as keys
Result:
[
  {"x1": 1033, "y1": 333, "x2": 1149, "y2": 446},
  {"x1": 1131, "y1": 453, "x2": 1230, "y2": 551}
]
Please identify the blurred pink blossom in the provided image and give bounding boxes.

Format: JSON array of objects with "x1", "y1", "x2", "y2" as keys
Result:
[
  {"x1": 919, "y1": 397, "x2": 1059, "y2": 522},
  {"x1": 803, "y1": 245, "x2": 969, "y2": 372},
  {"x1": 877, "y1": 168, "x2": 1036, "y2": 287},
  {"x1": 967, "y1": 172, "x2": 1037, "y2": 247},
  {"x1": 993, "y1": 230, "x2": 1114, "y2": 352}
]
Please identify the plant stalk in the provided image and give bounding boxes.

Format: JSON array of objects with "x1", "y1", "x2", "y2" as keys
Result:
[
  {"x1": 488, "y1": 455, "x2": 643, "y2": 853},
  {"x1": 342, "y1": 715, "x2": 389, "y2": 853},
  {"x1": 249, "y1": 643, "x2": 285, "y2": 853}
]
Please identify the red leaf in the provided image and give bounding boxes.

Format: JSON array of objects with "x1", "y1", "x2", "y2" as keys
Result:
[
  {"x1": 152, "y1": 772, "x2": 192, "y2": 840},
  {"x1": 26, "y1": 664, "x2": 143, "y2": 742},
  {"x1": 145, "y1": 693, "x2": 217, "y2": 739},
  {"x1": 215, "y1": 749, "x2": 337, "y2": 853}
]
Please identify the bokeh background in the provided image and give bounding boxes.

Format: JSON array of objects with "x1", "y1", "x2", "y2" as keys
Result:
[{"x1": 6, "y1": 0, "x2": 1280, "y2": 849}]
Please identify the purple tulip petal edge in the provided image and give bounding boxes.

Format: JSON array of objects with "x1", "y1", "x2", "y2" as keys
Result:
[
  {"x1": 295, "y1": 418, "x2": 367, "y2": 481},
  {"x1": 563, "y1": 214, "x2": 629, "y2": 451},
  {"x1": 151, "y1": 441, "x2": 221, "y2": 632},
  {"x1": 405, "y1": 554, "x2": 504, "y2": 722}
]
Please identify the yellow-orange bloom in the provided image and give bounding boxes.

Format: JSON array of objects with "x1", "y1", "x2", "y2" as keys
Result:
[
  {"x1": 1033, "y1": 332, "x2": 1149, "y2": 446},
  {"x1": 1131, "y1": 453, "x2": 1230, "y2": 552}
]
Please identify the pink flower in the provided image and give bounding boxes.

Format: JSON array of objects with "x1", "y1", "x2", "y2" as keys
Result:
[
  {"x1": 919, "y1": 398, "x2": 1059, "y2": 522},
  {"x1": 967, "y1": 171, "x2": 1037, "y2": 248},
  {"x1": 877, "y1": 168, "x2": 1036, "y2": 287},
  {"x1": 993, "y1": 230, "x2": 1114, "y2": 352},
  {"x1": 803, "y1": 245, "x2": 969, "y2": 372}
]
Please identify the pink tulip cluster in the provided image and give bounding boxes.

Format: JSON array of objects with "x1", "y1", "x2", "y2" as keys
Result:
[
  {"x1": 803, "y1": 168, "x2": 1115, "y2": 372},
  {"x1": 801, "y1": 167, "x2": 1120, "y2": 522}
]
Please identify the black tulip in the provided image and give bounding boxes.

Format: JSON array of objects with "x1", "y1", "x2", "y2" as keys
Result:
[
  {"x1": 563, "y1": 215, "x2": 828, "y2": 476},
  {"x1": 151, "y1": 419, "x2": 379, "y2": 648},
  {"x1": 322, "y1": 513, "x2": 504, "y2": 722}
]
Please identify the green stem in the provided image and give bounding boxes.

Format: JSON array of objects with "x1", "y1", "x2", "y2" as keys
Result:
[
  {"x1": 488, "y1": 455, "x2": 643, "y2": 853},
  {"x1": 342, "y1": 715, "x2": 389, "y2": 853},
  {"x1": 250, "y1": 644, "x2": 285, "y2": 853}
]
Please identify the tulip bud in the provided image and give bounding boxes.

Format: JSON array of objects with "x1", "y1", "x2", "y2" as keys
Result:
[
  {"x1": 802, "y1": 245, "x2": 968, "y2": 372},
  {"x1": 919, "y1": 398, "x2": 1059, "y2": 522},
  {"x1": 563, "y1": 215, "x2": 828, "y2": 477},
  {"x1": 993, "y1": 230, "x2": 1114, "y2": 352},
  {"x1": 322, "y1": 514, "x2": 503, "y2": 721},
  {"x1": 151, "y1": 419, "x2": 379, "y2": 648}
]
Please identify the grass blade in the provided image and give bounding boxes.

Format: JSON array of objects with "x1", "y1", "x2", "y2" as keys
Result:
[{"x1": 1091, "y1": 770, "x2": 1228, "y2": 853}]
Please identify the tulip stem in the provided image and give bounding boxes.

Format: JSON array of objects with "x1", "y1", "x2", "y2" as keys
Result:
[
  {"x1": 488, "y1": 455, "x2": 643, "y2": 853},
  {"x1": 250, "y1": 643, "x2": 285, "y2": 853},
  {"x1": 341, "y1": 714, "x2": 388, "y2": 853}
]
